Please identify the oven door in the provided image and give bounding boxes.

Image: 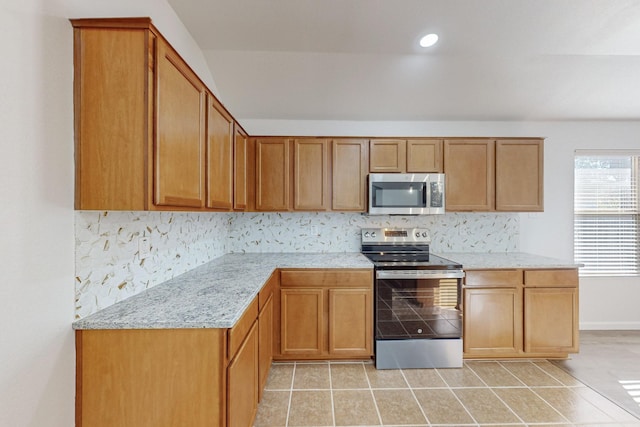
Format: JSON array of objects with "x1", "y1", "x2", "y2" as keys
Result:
[{"x1": 375, "y1": 269, "x2": 464, "y2": 341}]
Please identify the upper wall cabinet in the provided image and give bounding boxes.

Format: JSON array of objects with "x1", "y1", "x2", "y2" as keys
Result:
[
  {"x1": 254, "y1": 138, "x2": 291, "y2": 211},
  {"x1": 293, "y1": 139, "x2": 330, "y2": 211},
  {"x1": 234, "y1": 126, "x2": 248, "y2": 211},
  {"x1": 206, "y1": 95, "x2": 234, "y2": 210},
  {"x1": 155, "y1": 40, "x2": 206, "y2": 208},
  {"x1": 495, "y1": 139, "x2": 544, "y2": 211},
  {"x1": 71, "y1": 18, "x2": 244, "y2": 211},
  {"x1": 370, "y1": 139, "x2": 443, "y2": 173},
  {"x1": 444, "y1": 138, "x2": 544, "y2": 212},
  {"x1": 332, "y1": 139, "x2": 369, "y2": 211},
  {"x1": 72, "y1": 19, "x2": 155, "y2": 210},
  {"x1": 444, "y1": 139, "x2": 495, "y2": 211}
]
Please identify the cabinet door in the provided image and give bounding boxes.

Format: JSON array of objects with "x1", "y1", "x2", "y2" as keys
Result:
[
  {"x1": 258, "y1": 293, "x2": 273, "y2": 400},
  {"x1": 293, "y1": 139, "x2": 330, "y2": 210},
  {"x1": 233, "y1": 126, "x2": 248, "y2": 210},
  {"x1": 463, "y1": 287, "x2": 522, "y2": 356},
  {"x1": 227, "y1": 322, "x2": 259, "y2": 427},
  {"x1": 444, "y1": 139, "x2": 494, "y2": 211},
  {"x1": 280, "y1": 288, "x2": 324, "y2": 356},
  {"x1": 406, "y1": 139, "x2": 443, "y2": 172},
  {"x1": 73, "y1": 26, "x2": 151, "y2": 210},
  {"x1": 155, "y1": 41, "x2": 205, "y2": 208},
  {"x1": 332, "y1": 139, "x2": 369, "y2": 211},
  {"x1": 329, "y1": 288, "x2": 372, "y2": 356},
  {"x1": 524, "y1": 288, "x2": 578, "y2": 353},
  {"x1": 206, "y1": 95, "x2": 234, "y2": 210},
  {"x1": 370, "y1": 139, "x2": 406, "y2": 172},
  {"x1": 255, "y1": 138, "x2": 290, "y2": 211},
  {"x1": 496, "y1": 139, "x2": 544, "y2": 211}
]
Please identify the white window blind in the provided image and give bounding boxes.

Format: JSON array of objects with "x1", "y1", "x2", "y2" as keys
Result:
[{"x1": 574, "y1": 154, "x2": 639, "y2": 276}]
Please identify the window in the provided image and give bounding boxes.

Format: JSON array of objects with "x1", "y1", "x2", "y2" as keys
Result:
[{"x1": 574, "y1": 152, "x2": 640, "y2": 277}]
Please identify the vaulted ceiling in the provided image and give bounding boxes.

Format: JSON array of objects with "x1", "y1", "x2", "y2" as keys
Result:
[{"x1": 168, "y1": 0, "x2": 640, "y2": 121}]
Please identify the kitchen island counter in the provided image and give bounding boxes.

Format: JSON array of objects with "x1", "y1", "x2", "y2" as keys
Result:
[{"x1": 73, "y1": 253, "x2": 373, "y2": 330}]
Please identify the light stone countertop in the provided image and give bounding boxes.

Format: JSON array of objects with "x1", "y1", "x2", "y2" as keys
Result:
[
  {"x1": 72, "y1": 253, "x2": 373, "y2": 330},
  {"x1": 436, "y1": 252, "x2": 581, "y2": 270},
  {"x1": 73, "y1": 251, "x2": 579, "y2": 331}
]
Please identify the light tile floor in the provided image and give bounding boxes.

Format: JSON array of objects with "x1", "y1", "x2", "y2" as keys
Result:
[{"x1": 254, "y1": 360, "x2": 640, "y2": 426}]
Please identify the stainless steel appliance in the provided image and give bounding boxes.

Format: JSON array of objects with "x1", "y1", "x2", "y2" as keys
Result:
[
  {"x1": 368, "y1": 173, "x2": 445, "y2": 215},
  {"x1": 361, "y1": 228, "x2": 464, "y2": 369}
]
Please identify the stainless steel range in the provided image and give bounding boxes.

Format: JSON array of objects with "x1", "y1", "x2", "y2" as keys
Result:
[{"x1": 361, "y1": 228, "x2": 464, "y2": 369}]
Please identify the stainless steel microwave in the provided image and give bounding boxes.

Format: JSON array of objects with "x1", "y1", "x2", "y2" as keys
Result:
[{"x1": 368, "y1": 173, "x2": 445, "y2": 215}]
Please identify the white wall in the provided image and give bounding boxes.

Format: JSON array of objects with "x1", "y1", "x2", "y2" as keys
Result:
[
  {"x1": 0, "y1": 1, "x2": 214, "y2": 426},
  {"x1": 242, "y1": 119, "x2": 640, "y2": 330}
]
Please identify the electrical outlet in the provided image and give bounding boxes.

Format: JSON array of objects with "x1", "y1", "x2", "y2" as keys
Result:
[{"x1": 138, "y1": 236, "x2": 151, "y2": 260}]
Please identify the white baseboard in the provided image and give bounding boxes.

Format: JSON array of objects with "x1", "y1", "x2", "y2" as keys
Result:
[{"x1": 579, "y1": 321, "x2": 640, "y2": 330}]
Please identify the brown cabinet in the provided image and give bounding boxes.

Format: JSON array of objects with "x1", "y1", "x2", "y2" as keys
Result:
[
  {"x1": 370, "y1": 139, "x2": 442, "y2": 173},
  {"x1": 255, "y1": 138, "x2": 291, "y2": 211},
  {"x1": 406, "y1": 139, "x2": 443, "y2": 172},
  {"x1": 444, "y1": 139, "x2": 495, "y2": 211},
  {"x1": 75, "y1": 329, "x2": 227, "y2": 427},
  {"x1": 523, "y1": 269, "x2": 579, "y2": 353},
  {"x1": 328, "y1": 288, "x2": 373, "y2": 355},
  {"x1": 495, "y1": 139, "x2": 544, "y2": 211},
  {"x1": 293, "y1": 139, "x2": 330, "y2": 211},
  {"x1": 206, "y1": 95, "x2": 234, "y2": 210},
  {"x1": 72, "y1": 18, "x2": 242, "y2": 212},
  {"x1": 463, "y1": 268, "x2": 579, "y2": 359},
  {"x1": 258, "y1": 274, "x2": 276, "y2": 399},
  {"x1": 331, "y1": 139, "x2": 369, "y2": 211},
  {"x1": 444, "y1": 138, "x2": 544, "y2": 212},
  {"x1": 278, "y1": 269, "x2": 373, "y2": 360},
  {"x1": 280, "y1": 287, "x2": 324, "y2": 356},
  {"x1": 370, "y1": 139, "x2": 406, "y2": 172},
  {"x1": 155, "y1": 40, "x2": 206, "y2": 208},
  {"x1": 463, "y1": 270, "x2": 523, "y2": 357},
  {"x1": 227, "y1": 322, "x2": 258, "y2": 427},
  {"x1": 234, "y1": 126, "x2": 248, "y2": 210},
  {"x1": 72, "y1": 19, "x2": 156, "y2": 210}
]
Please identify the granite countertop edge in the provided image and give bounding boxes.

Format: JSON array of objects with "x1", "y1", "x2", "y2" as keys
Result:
[{"x1": 73, "y1": 251, "x2": 580, "y2": 331}]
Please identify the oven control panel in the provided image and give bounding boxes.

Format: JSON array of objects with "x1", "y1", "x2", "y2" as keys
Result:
[{"x1": 361, "y1": 228, "x2": 431, "y2": 244}]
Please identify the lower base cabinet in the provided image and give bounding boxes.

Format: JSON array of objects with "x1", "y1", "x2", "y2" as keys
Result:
[
  {"x1": 277, "y1": 269, "x2": 373, "y2": 360},
  {"x1": 227, "y1": 322, "x2": 258, "y2": 427},
  {"x1": 463, "y1": 268, "x2": 579, "y2": 359},
  {"x1": 463, "y1": 287, "x2": 522, "y2": 356},
  {"x1": 75, "y1": 329, "x2": 227, "y2": 427}
]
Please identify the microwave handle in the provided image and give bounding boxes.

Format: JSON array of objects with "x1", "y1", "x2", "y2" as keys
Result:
[{"x1": 422, "y1": 184, "x2": 428, "y2": 206}]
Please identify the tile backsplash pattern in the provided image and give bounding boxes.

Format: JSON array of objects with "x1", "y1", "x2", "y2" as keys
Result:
[
  {"x1": 228, "y1": 212, "x2": 519, "y2": 254},
  {"x1": 75, "y1": 211, "x2": 518, "y2": 318},
  {"x1": 75, "y1": 211, "x2": 231, "y2": 319}
]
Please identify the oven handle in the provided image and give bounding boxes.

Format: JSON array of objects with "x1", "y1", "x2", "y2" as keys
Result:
[{"x1": 376, "y1": 270, "x2": 465, "y2": 280}]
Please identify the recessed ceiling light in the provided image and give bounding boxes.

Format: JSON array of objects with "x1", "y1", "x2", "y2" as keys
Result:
[{"x1": 419, "y1": 33, "x2": 439, "y2": 48}]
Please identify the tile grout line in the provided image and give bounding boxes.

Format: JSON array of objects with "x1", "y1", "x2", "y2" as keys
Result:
[
  {"x1": 480, "y1": 361, "x2": 528, "y2": 425},
  {"x1": 495, "y1": 360, "x2": 568, "y2": 425},
  {"x1": 442, "y1": 363, "x2": 481, "y2": 426},
  {"x1": 328, "y1": 362, "x2": 336, "y2": 427},
  {"x1": 398, "y1": 368, "x2": 430, "y2": 426},
  {"x1": 363, "y1": 362, "x2": 385, "y2": 426},
  {"x1": 285, "y1": 362, "x2": 296, "y2": 427}
]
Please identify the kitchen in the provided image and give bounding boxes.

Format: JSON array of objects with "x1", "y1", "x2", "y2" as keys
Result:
[{"x1": 2, "y1": 1, "x2": 640, "y2": 427}]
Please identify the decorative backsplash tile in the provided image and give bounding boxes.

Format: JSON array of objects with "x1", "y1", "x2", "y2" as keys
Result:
[
  {"x1": 75, "y1": 211, "x2": 518, "y2": 318},
  {"x1": 227, "y1": 212, "x2": 519, "y2": 254},
  {"x1": 75, "y1": 211, "x2": 231, "y2": 319}
]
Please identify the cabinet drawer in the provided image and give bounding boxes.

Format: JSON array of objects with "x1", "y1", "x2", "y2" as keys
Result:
[
  {"x1": 281, "y1": 269, "x2": 372, "y2": 288},
  {"x1": 228, "y1": 297, "x2": 258, "y2": 359},
  {"x1": 464, "y1": 269, "x2": 522, "y2": 287},
  {"x1": 524, "y1": 269, "x2": 578, "y2": 287}
]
